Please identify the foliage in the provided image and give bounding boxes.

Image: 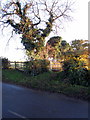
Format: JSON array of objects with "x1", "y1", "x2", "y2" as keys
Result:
[
  {"x1": 62, "y1": 58, "x2": 88, "y2": 86},
  {"x1": 24, "y1": 59, "x2": 50, "y2": 75},
  {"x1": 57, "y1": 40, "x2": 72, "y2": 60},
  {"x1": 45, "y1": 39, "x2": 72, "y2": 60},
  {"x1": 71, "y1": 39, "x2": 88, "y2": 51},
  {"x1": 0, "y1": 0, "x2": 74, "y2": 57},
  {"x1": 46, "y1": 36, "x2": 62, "y2": 59},
  {"x1": 2, "y1": 57, "x2": 10, "y2": 69},
  {"x1": 70, "y1": 39, "x2": 89, "y2": 68},
  {"x1": 2, "y1": 69, "x2": 89, "y2": 100},
  {"x1": 47, "y1": 36, "x2": 62, "y2": 47}
]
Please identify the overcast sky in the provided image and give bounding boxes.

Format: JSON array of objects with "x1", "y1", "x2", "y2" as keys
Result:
[{"x1": 0, "y1": 0, "x2": 89, "y2": 61}]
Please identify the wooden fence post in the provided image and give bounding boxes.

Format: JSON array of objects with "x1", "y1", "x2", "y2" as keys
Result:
[{"x1": 15, "y1": 62, "x2": 16, "y2": 69}]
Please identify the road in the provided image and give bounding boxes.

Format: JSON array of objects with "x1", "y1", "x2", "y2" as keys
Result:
[{"x1": 2, "y1": 83, "x2": 88, "y2": 118}]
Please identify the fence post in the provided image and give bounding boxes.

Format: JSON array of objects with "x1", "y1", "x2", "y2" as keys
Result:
[
  {"x1": 15, "y1": 62, "x2": 16, "y2": 69},
  {"x1": 50, "y1": 61, "x2": 52, "y2": 70}
]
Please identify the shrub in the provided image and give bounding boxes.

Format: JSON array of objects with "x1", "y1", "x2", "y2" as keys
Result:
[
  {"x1": 62, "y1": 58, "x2": 88, "y2": 86},
  {"x1": 24, "y1": 59, "x2": 50, "y2": 75},
  {"x1": 68, "y1": 68, "x2": 88, "y2": 86},
  {"x1": 2, "y1": 58, "x2": 10, "y2": 69}
]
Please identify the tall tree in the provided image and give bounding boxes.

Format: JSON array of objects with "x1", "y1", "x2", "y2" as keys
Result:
[
  {"x1": 71, "y1": 40, "x2": 88, "y2": 58},
  {"x1": 57, "y1": 40, "x2": 72, "y2": 61},
  {"x1": 70, "y1": 39, "x2": 89, "y2": 69},
  {"x1": 0, "y1": 0, "x2": 74, "y2": 58},
  {"x1": 46, "y1": 36, "x2": 62, "y2": 59}
]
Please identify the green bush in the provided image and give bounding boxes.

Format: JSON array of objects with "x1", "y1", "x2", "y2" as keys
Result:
[
  {"x1": 2, "y1": 58, "x2": 10, "y2": 69},
  {"x1": 3, "y1": 69, "x2": 89, "y2": 100},
  {"x1": 62, "y1": 58, "x2": 88, "y2": 86},
  {"x1": 24, "y1": 59, "x2": 50, "y2": 75},
  {"x1": 62, "y1": 58, "x2": 86, "y2": 73},
  {"x1": 68, "y1": 68, "x2": 88, "y2": 86}
]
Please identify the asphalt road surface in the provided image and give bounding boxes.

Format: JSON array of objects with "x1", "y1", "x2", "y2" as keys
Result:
[{"x1": 2, "y1": 83, "x2": 88, "y2": 118}]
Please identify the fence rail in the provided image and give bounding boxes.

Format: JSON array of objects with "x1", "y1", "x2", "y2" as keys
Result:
[
  {"x1": 9, "y1": 62, "x2": 27, "y2": 70},
  {"x1": 9, "y1": 61, "x2": 62, "y2": 71}
]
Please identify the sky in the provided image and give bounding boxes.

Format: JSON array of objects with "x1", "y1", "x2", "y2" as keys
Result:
[{"x1": 0, "y1": 0, "x2": 89, "y2": 61}]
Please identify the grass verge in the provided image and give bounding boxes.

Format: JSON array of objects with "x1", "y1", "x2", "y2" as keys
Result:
[{"x1": 2, "y1": 69, "x2": 89, "y2": 101}]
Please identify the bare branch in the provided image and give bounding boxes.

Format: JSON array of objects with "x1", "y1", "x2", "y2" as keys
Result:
[
  {"x1": 5, "y1": 30, "x2": 15, "y2": 47},
  {"x1": 23, "y1": 3, "x2": 32, "y2": 16},
  {"x1": 0, "y1": 0, "x2": 74, "y2": 53}
]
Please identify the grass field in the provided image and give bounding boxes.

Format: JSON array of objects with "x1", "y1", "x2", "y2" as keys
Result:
[{"x1": 2, "y1": 69, "x2": 89, "y2": 101}]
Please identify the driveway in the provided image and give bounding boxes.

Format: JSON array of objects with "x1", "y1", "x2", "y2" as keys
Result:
[{"x1": 2, "y1": 83, "x2": 88, "y2": 118}]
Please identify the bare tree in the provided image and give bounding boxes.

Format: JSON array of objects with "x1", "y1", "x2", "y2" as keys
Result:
[{"x1": 0, "y1": 0, "x2": 74, "y2": 55}]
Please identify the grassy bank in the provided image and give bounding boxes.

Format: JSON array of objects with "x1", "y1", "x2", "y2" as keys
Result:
[{"x1": 2, "y1": 69, "x2": 89, "y2": 101}]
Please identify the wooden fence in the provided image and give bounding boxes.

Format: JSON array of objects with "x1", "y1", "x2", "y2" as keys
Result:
[
  {"x1": 9, "y1": 61, "x2": 62, "y2": 71},
  {"x1": 9, "y1": 62, "x2": 26, "y2": 70}
]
